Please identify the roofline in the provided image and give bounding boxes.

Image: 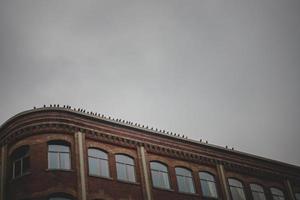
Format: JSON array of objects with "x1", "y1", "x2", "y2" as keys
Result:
[{"x1": 1, "y1": 106, "x2": 300, "y2": 170}]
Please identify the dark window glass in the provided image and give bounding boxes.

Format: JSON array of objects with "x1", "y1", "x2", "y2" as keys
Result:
[
  {"x1": 270, "y1": 188, "x2": 285, "y2": 200},
  {"x1": 199, "y1": 172, "x2": 218, "y2": 198},
  {"x1": 295, "y1": 193, "x2": 300, "y2": 200},
  {"x1": 48, "y1": 143, "x2": 71, "y2": 170},
  {"x1": 250, "y1": 184, "x2": 266, "y2": 200},
  {"x1": 228, "y1": 178, "x2": 246, "y2": 200},
  {"x1": 150, "y1": 162, "x2": 170, "y2": 189},
  {"x1": 116, "y1": 154, "x2": 136, "y2": 182},
  {"x1": 88, "y1": 148, "x2": 109, "y2": 177},
  {"x1": 175, "y1": 167, "x2": 195, "y2": 194},
  {"x1": 12, "y1": 146, "x2": 30, "y2": 178}
]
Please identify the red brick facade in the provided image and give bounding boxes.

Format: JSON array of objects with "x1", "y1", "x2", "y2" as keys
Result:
[{"x1": 0, "y1": 106, "x2": 299, "y2": 200}]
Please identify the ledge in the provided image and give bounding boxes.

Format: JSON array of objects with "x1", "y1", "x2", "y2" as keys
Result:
[
  {"x1": 88, "y1": 174, "x2": 113, "y2": 181},
  {"x1": 10, "y1": 172, "x2": 32, "y2": 182},
  {"x1": 116, "y1": 179, "x2": 140, "y2": 186},
  {"x1": 45, "y1": 168, "x2": 74, "y2": 172}
]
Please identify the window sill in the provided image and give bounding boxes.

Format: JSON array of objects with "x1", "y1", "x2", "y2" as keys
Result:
[
  {"x1": 45, "y1": 169, "x2": 74, "y2": 172},
  {"x1": 202, "y1": 196, "x2": 219, "y2": 200},
  {"x1": 177, "y1": 191, "x2": 199, "y2": 196},
  {"x1": 88, "y1": 174, "x2": 113, "y2": 181},
  {"x1": 117, "y1": 179, "x2": 140, "y2": 186},
  {"x1": 11, "y1": 172, "x2": 31, "y2": 182},
  {"x1": 153, "y1": 186, "x2": 174, "y2": 192}
]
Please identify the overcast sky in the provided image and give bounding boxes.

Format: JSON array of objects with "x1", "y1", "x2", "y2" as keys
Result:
[{"x1": 0, "y1": 1, "x2": 300, "y2": 166}]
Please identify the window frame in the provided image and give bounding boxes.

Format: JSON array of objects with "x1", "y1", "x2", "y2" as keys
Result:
[
  {"x1": 250, "y1": 183, "x2": 267, "y2": 200},
  {"x1": 47, "y1": 141, "x2": 71, "y2": 170},
  {"x1": 115, "y1": 154, "x2": 136, "y2": 183},
  {"x1": 175, "y1": 166, "x2": 196, "y2": 194},
  {"x1": 228, "y1": 178, "x2": 247, "y2": 200},
  {"x1": 11, "y1": 145, "x2": 30, "y2": 179},
  {"x1": 270, "y1": 187, "x2": 286, "y2": 200},
  {"x1": 199, "y1": 171, "x2": 218, "y2": 198},
  {"x1": 87, "y1": 148, "x2": 110, "y2": 178},
  {"x1": 150, "y1": 161, "x2": 171, "y2": 190}
]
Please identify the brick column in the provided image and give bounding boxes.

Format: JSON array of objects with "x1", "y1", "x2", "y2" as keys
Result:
[
  {"x1": 75, "y1": 132, "x2": 87, "y2": 200},
  {"x1": 0, "y1": 145, "x2": 7, "y2": 200},
  {"x1": 217, "y1": 164, "x2": 230, "y2": 200},
  {"x1": 137, "y1": 146, "x2": 152, "y2": 200}
]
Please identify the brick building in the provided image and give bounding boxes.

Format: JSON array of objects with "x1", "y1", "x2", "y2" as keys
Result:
[{"x1": 0, "y1": 106, "x2": 299, "y2": 200}]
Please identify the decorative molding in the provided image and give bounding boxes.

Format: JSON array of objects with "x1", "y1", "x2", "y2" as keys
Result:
[{"x1": 1, "y1": 109, "x2": 300, "y2": 183}]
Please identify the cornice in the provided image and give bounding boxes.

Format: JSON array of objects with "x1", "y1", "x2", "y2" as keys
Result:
[{"x1": 1, "y1": 106, "x2": 300, "y2": 182}]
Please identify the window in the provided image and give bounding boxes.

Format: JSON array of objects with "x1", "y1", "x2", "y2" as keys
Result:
[
  {"x1": 175, "y1": 167, "x2": 195, "y2": 194},
  {"x1": 88, "y1": 148, "x2": 109, "y2": 177},
  {"x1": 270, "y1": 187, "x2": 285, "y2": 200},
  {"x1": 295, "y1": 193, "x2": 300, "y2": 200},
  {"x1": 11, "y1": 146, "x2": 30, "y2": 178},
  {"x1": 228, "y1": 178, "x2": 246, "y2": 200},
  {"x1": 150, "y1": 161, "x2": 170, "y2": 189},
  {"x1": 250, "y1": 184, "x2": 266, "y2": 200},
  {"x1": 199, "y1": 172, "x2": 218, "y2": 198},
  {"x1": 116, "y1": 154, "x2": 136, "y2": 182},
  {"x1": 48, "y1": 142, "x2": 71, "y2": 170}
]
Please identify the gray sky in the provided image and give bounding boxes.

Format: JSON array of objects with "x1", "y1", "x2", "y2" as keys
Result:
[{"x1": 1, "y1": 1, "x2": 300, "y2": 166}]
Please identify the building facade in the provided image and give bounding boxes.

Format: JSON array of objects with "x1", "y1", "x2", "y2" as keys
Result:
[{"x1": 0, "y1": 106, "x2": 299, "y2": 200}]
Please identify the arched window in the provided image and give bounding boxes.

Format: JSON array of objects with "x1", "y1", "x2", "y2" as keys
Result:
[
  {"x1": 116, "y1": 154, "x2": 136, "y2": 182},
  {"x1": 199, "y1": 172, "x2": 218, "y2": 198},
  {"x1": 88, "y1": 148, "x2": 109, "y2": 177},
  {"x1": 228, "y1": 178, "x2": 246, "y2": 200},
  {"x1": 48, "y1": 141, "x2": 71, "y2": 170},
  {"x1": 295, "y1": 193, "x2": 300, "y2": 200},
  {"x1": 11, "y1": 145, "x2": 30, "y2": 178},
  {"x1": 270, "y1": 187, "x2": 285, "y2": 200},
  {"x1": 175, "y1": 167, "x2": 195, "y2": 194},
  {"x1": 250, "y1": 184, "x2": 266, "y2": 200},
  {"x1": 150, "y1": 161, "x2": 170, "y2": 189}
]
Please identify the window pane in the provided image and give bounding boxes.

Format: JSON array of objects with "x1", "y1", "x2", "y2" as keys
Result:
[
  {"x1": 150, "y1": 162, "x2": 168, "y2": 172},
  {"x1": 230, "y1": 187, "x2": 246, "y2": 200},
  {"x1": 88, "y1": 149, "x2": 107, "y2": 159},
  {"x1": 201, "y1": 180, "x2": 218, "y2": 198},
  {"x1": 116, "y1": 155, "x2": 134, "y2": 165},
  {"x1": 251, "y1": 184, "x2": 266, "y2": 200},
  {"x1": 22, "y1": 156, "x2": 30, "y2": 173},
  {"x1": 271, "y1": 188, "x2": 285, "y2": 200},
  {"x1": 251, "y1": 184, "x2": 264, "y2": 192},
  {"x1": 99, "y1": 159, "x2": 109, "y2": 177},
  {"x1": 88, "y1": 157, "x2": 99, "y2": 175},
  {"x1": 48, "y1": 152, "x2": 59, "y2": 169},
  {"x1": 161, "y1": 172, "x2": 170, "y2": 189},
  {"x1": 295, "y1": 193, "x2": 300, "y2": 200},
  {"x1": 151, "y1": 170, "x2": 170, "y2": 189},
  {"x1": 252, "y1": 192, "x2": 267, "y2": 200},
  {"x1": 229, "y1": 178, "x2": 243, "y2": 187},
  {"x1": 177, "y1": 175, "x2": 195, "y2": 193},
  {"x1": 126, "y1": 165, "x2": 136, "y2": 182},
  {"x1": 60, "y1": 153, "x2": 70, "y2": 170},
  {"x1": 175, "y1": 168, "x2": 192, "y2": 177},
  {"x1": 117, "y1": 163, "x2": 127, "y2": 180},
  {"x1": 48, "y1": 145, "x2": 60, "y2": 152},
  {"x1": 199, "y1": 172, "x2": 214, "y2": 181},
  {"x1": 14, "y1": 160, "x2": 21, "y2": 177},
  {"x1": 271, "y1": 188, "x2": 284, "y2": 196}
]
